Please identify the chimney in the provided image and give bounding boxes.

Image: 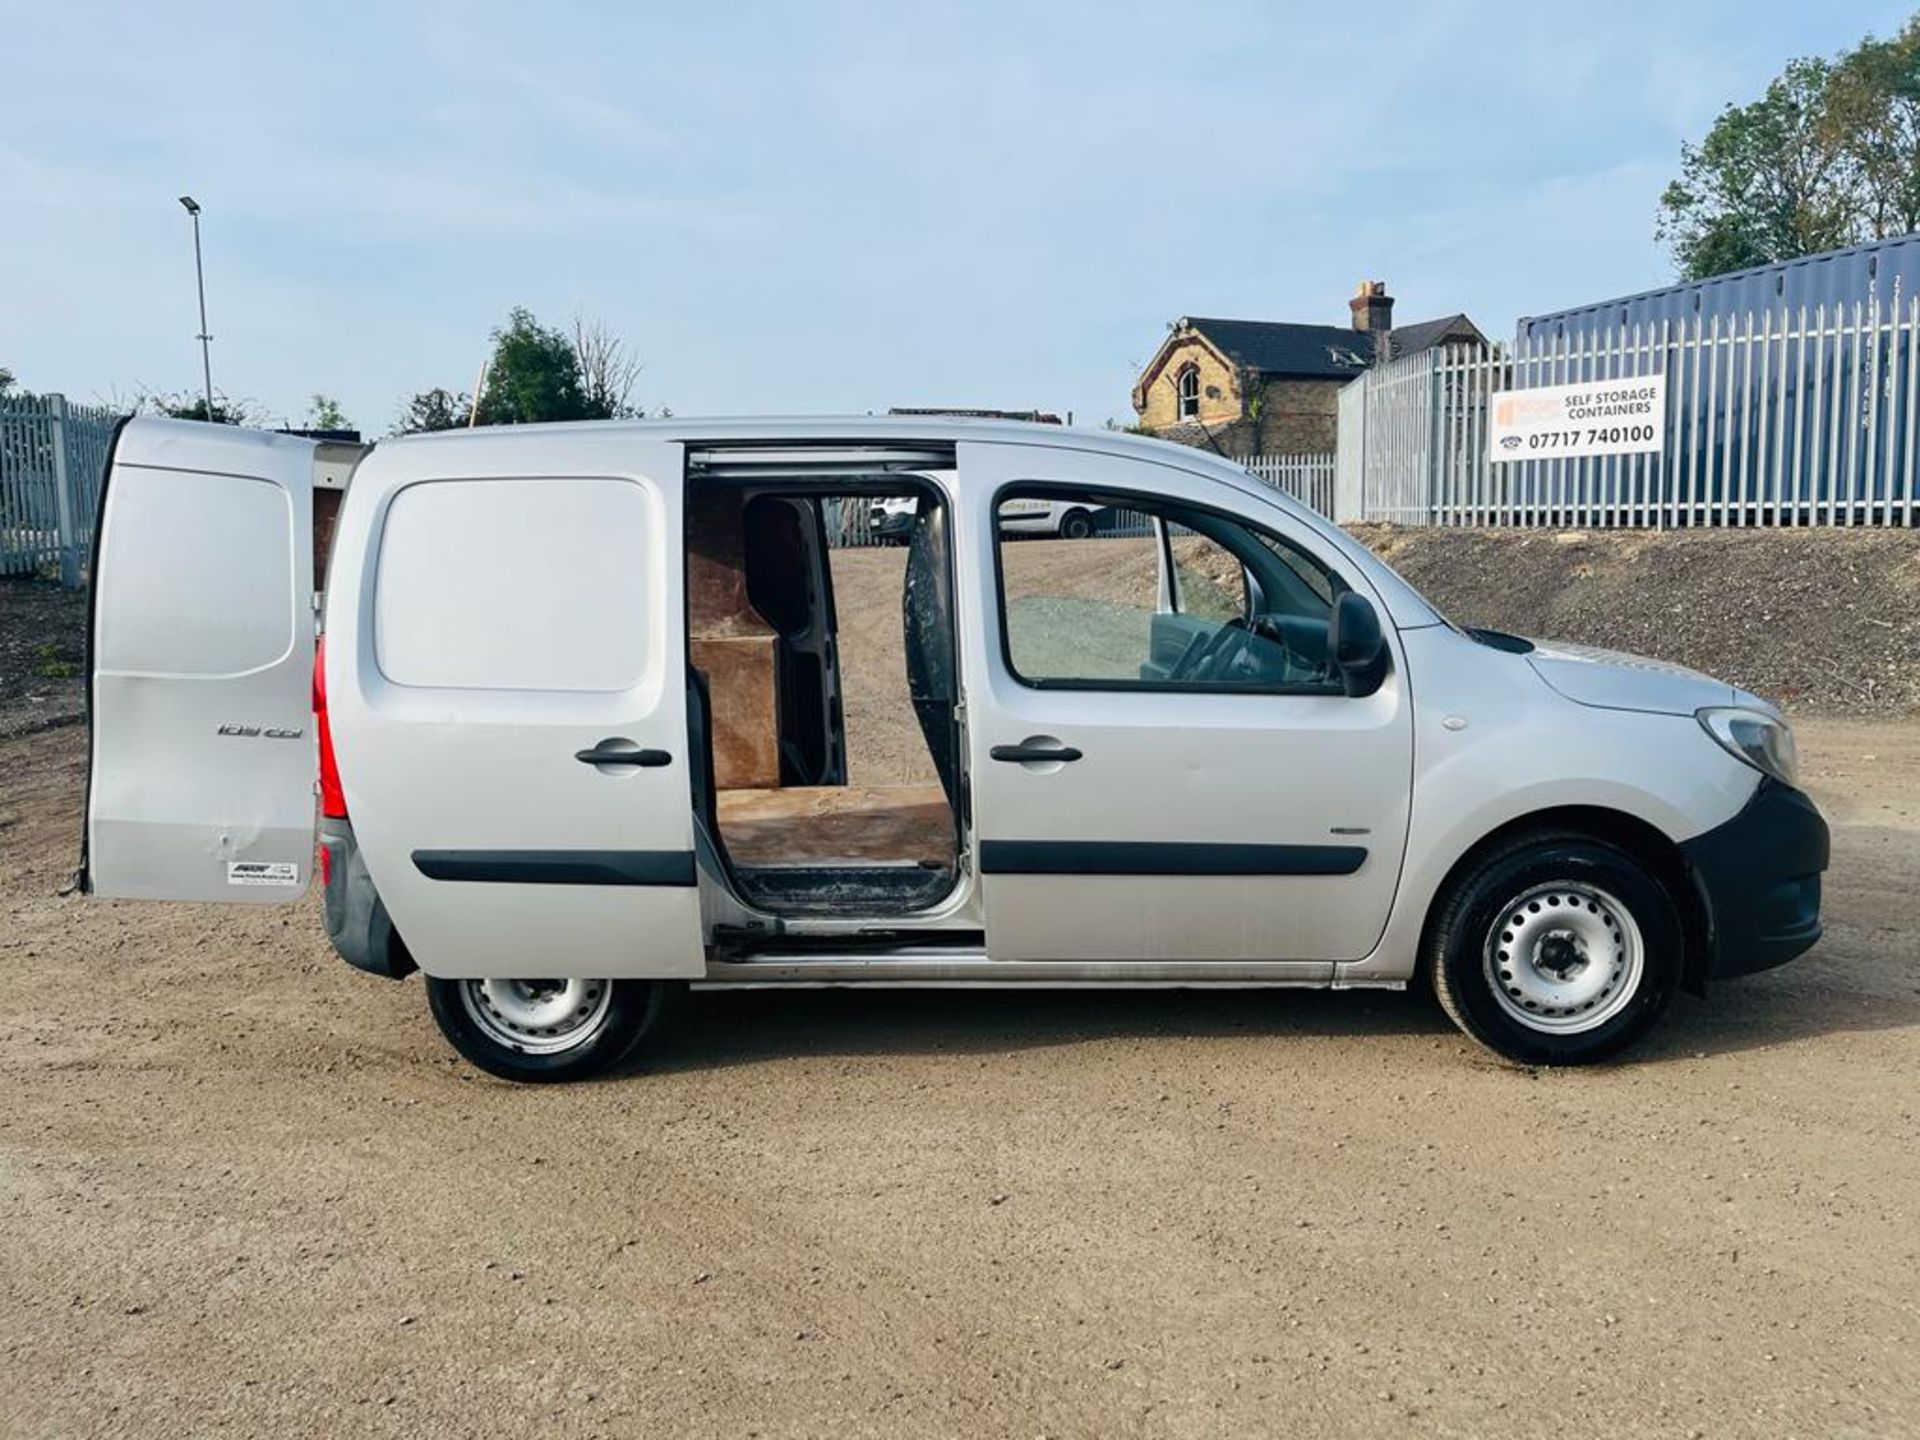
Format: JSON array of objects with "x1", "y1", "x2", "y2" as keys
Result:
[{"x1": 1350, "y1": 280, "x2": 1394, "y2": 348}]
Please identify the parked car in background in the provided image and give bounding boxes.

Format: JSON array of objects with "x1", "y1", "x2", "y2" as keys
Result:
[
  {"x1": 870, "y1": 492, "x2": 1109, "y2": 541},
  {"x1": 867, "y1": 494, "x2": 919, "y2": 542},
  {"x1": 996, "y1": 494, "x2": 1108, "y2": 538}
]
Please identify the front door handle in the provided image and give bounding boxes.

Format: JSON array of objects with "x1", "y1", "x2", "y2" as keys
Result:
[
  {"x1": 576, "y1": 740, "x2": 673, "y2": 768},
  {"x1": 990, "y1": 743, "x2": 1083, "y2": 764}
]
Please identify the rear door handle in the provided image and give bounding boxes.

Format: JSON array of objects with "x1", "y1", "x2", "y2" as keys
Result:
[
  {"x1": 576, "y1": 740, "x2": 673, "y2": 768},
  {"x1": 990, "y1": 743, "x2": 1083, "y2": 764}
]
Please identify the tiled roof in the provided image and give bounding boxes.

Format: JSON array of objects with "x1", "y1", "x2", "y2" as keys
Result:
[
  {"x1": 1384, "y1": 313, "x2": 1485, "y2": 357},
  {"x1": 1178, "y1": 312, "x2": 1484, "y2": 378},
  {"x1": 1179, "y1": 317, "x2": 1377, "y2": 379}
]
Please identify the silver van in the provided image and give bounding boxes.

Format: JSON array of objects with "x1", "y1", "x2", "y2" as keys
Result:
[{"x1": 81, "y1": 416, "x2": 1828, "y2": 1081}]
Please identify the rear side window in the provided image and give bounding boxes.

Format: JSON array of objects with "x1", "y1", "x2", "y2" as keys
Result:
[
  {"x1": 375, "y1": 477, "x2": 655, "y2": 692},
  {"x1": 96, "y1": 468, "x2": 294, "y2": 678}
]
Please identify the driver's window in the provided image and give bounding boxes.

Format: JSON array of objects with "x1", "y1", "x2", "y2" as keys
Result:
[{"x1": 994, "y1": 488, "x2": 1342, "y2": 693}]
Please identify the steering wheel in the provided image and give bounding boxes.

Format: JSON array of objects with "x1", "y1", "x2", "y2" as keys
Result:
[
  {"x1": 1169, "y1": 614, "x2": 1317, "y2": 686},
  {"x1": 1244, "y1": 613, "x2": 1305, "y2": 683},
  {"x1": 1169, "y1": 616, "x2": 1249, "y2": 683}
]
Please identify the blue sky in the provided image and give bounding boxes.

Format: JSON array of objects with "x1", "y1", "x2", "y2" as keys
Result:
[{"x1": 1, "y1": 1, "x2": 1909, "y2": 433}]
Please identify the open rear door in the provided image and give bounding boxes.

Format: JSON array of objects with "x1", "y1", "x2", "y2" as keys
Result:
[{"x1": 84, "y1": 419, "x2": 320, "y2": 901}]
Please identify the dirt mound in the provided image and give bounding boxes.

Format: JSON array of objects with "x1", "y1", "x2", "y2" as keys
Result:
[{"x1": 1354, "y1": 524, "x2": 1920, "y2": 714}]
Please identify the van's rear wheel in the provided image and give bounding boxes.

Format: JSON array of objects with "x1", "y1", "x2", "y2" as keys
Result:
[
  {"x1": 1058, "y1": 508, "x2": 1095, "y2": 539},
  {"x1": 1427, "y1": 834, "x2": 1681, "y2": 1066},
  {"x1": 424, "y1": 976, "x2": 675, "y2": 1082}
]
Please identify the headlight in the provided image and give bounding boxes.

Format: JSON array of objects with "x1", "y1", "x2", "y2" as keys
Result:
[{"x1": 1696, "y1": 707, "x2": 1799, "y2": 787}]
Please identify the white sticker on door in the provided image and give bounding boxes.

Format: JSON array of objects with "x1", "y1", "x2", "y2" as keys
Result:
[{"x1": 228, "y1": 860, "x2": 299, "y2": 887}]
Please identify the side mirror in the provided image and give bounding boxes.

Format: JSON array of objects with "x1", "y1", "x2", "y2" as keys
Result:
[{"x1": 1330, "y1": 591, "x2": 1388, "y2": 698}]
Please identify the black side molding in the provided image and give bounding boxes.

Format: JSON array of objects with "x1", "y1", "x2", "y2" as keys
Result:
[
  {"x1": 979, "y1": 840, "x2": 1365, "y2": 877},
  {"x1": 412, "y1": 850, "x2": 698, "y2": 887}
]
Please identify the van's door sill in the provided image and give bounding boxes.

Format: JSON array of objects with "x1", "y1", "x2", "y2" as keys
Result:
[
  {"x1": 726, "y1": 862, "x2": 955, "y2": 916},
  {"x1": 698, "y1": 953, "x2": 1337, "y2": 987}
]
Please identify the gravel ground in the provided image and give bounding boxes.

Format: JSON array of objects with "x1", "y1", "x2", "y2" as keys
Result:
[
  {"x1": 4, "y1": 534, "x2": 1919, "y2": 1436},
  {"x1": 2, "y1": 718, "x2": 1917, "y2": 1438}
]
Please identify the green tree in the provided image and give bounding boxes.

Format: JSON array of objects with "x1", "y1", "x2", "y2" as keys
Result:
[
  {"x1": 392, "y1": 386, "x2": 472, "y2": 435},
  {"x1": 473, "y1": 307, "x2": 590, "y2": 426},
  {"x1": 1659, "y1": 18, "x2": 1920, "y2": 280},
  {"x1": 391, "y1": 309, "x2": 648, "y2": 434},
  {"x1": 139, "y1": 388, "x2": 256, "y2": 425},
  {"x1": 1658, "y1": 58, "x2": 1857, "y2": 280},
  {"x1": 305, "y1": 394, "x2": 352, "y2": 431},
  {"x1": 1823, "y1": 18, "x2": 1920, "y2": 237}
]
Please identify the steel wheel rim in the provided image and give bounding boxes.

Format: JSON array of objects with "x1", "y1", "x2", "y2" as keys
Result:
[
  {"x1": 458, "y1": 978, "x2": 612, "y2": 1056},
  {"x1": 1483, "y1": 882, "x2": 1644, "y2": 1035}
]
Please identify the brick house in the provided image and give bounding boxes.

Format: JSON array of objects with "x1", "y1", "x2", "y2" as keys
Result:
[{"x1": 1131, "y1": 281, "x2": 1484, "y2": 454}]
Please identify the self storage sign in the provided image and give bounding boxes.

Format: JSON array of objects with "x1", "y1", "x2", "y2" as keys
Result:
[{"x1": 1488, "y1": 374, "x2": 1666, "y2": 463}]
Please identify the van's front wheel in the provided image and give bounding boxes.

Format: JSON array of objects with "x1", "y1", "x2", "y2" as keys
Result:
[
  {"x1": 424, "y1": 976, "x2": 675, "y2": 1082},
  {"x1": 1428, "y1": 834, "x2": 1682, "y2": 1066}
]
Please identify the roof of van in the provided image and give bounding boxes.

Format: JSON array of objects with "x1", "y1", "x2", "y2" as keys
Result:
[
  {"x1": 380, "y1": 412, "x2": 1141, "y2": 449},
  {"x1": 374, "y1": 413, "x2": 1284, "y2": 507},
  {"x1": 376, "y1": 413, "x2": 1273, "y2": 483}
]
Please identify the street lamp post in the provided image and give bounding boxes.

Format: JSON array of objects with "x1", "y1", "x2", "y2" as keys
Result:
[{"x1": 178, "y1": 195, "x2": 214, "y2": 418}]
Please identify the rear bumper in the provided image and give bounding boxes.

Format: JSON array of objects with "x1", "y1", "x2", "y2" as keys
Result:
[
  {"x1": 319, "y1": 817, "x2": 413, "y2": 979},
  {"x1": 1680, "y1": 779, "x2": 1829, "y2": 979}
]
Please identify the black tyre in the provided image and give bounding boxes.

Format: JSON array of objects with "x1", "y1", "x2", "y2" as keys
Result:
[
  {"x1": 1058, "y1": 509, "x2": 1095, "y2": 540},
  {"x1": 1427, "y1": 832, "x2": 1682, "y2": 1066},
  {"x1": 424, "y1": 976, "x2": 678, "y2": 1083}
]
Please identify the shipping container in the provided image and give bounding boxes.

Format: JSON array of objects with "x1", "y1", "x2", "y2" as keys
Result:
[{"x1": 1518, "y1": 233, "x2": 1920, "y2": 344}]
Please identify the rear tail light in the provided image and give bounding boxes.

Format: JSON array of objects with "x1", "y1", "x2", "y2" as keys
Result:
[{"x1": 314, "y1": 637, "x2": 348, "y2": 819}]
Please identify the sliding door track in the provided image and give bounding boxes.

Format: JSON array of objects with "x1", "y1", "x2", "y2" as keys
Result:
[{"x1": 698, "y1": 949, "x2": 1337, "y2": 988}]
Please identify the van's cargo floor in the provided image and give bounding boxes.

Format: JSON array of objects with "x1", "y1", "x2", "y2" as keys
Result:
[{"x1": 715, "y1": 783, "x2": 953, "y2": 869}]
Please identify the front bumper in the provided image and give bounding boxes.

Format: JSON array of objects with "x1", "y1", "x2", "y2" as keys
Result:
[
  {"x1": 1679, "y1": 778, "x2": 1829, "y2": 979},
  {"x1": 319, "y1": 816, "x2": 413, "y2": 979}
]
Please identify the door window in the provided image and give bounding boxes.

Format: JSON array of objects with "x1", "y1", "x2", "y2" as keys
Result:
[{"x1": 994, "y1": 488, "x2": 1344, "y2": 693}]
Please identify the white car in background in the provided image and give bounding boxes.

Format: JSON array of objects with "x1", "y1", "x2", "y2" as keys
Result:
[
  {"x1": 995, "y1": 494, "x2": 1108, "y2": 538},
  {"x1": 870, "y1": 492, "x2": 1108, "y2": 542}
]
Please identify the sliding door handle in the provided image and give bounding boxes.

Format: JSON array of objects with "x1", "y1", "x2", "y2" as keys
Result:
[
  {"x1": 990, "y1": 743, "x2": 1083, "y2": 764},
  {"x1": 576, "y1": 740, "x2": 673, "y2": 768}
]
